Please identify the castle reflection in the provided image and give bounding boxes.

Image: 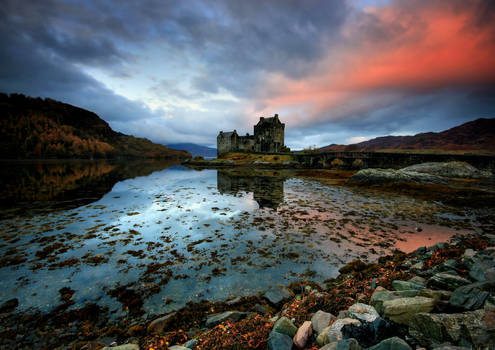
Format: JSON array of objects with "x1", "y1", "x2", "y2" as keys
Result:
[{"x1": 217, "y1": 170, "x2": 285, "y2": 209}]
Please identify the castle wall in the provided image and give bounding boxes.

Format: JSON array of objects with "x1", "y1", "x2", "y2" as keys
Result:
[
  {"x1": 217, "y1": 132, "x2": 238, "y2": 156},
  {"x1": 238, "y1": 135, "x2": 255, "y2": 153}
]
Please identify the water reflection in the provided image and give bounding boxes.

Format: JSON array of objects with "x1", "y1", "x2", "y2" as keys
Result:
[
  {"x1": 217, "y1": 169, "x2": 285, "y2": 209},
  {"x1": 0, "y1": 160, "x2": 179, "y2": 217}
]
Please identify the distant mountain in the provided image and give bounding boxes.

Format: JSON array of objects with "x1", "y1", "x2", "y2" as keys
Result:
[
  {"x1": 166, "y1": 143, "x2": 217, "y2": 158},
  {"x1": 0, "y1": 93, "x2": 191, "y2": 159},
  {"x1": 321, "y1": 118, "x2": 495, "y2": 152}
]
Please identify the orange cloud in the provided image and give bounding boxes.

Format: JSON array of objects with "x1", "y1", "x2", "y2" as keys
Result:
[{"x1": 252, "y1": 0, "x2": 495, "y2": 125}]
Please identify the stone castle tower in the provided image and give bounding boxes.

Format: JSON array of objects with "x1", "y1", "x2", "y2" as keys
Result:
[{"x1": 217, "y1": 114, "x2": 287, "y2": 156}]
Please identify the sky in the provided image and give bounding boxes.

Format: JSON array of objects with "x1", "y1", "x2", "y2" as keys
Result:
[{"x1": 1, "y1": 0, "x2": 494, "y2": 149}]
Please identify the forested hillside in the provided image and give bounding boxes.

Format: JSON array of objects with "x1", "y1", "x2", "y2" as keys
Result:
[{"x1": 0, "y1": 93, "x2": 190, "y2": 159}]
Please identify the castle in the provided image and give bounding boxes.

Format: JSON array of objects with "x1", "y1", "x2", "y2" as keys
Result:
[{"x1": 217, "y1": 114, "x2": 288, "y2": 156}]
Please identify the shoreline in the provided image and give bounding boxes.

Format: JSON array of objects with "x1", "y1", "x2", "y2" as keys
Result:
[{"x1": 1, "y1": 232, "x2": 493, "y2": 349}]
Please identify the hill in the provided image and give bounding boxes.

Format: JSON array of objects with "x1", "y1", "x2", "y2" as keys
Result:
[
  {"x1": 0, "y1": 93, "x2": 191, "y2": 159},
  {"x1": 166, "y1": 143, "x2": 217, "y2": 158},
  {"x1": 321, "y1": 118, "x2": 495, "y2": 153}
]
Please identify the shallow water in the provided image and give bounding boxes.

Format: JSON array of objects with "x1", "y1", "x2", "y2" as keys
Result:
[{"x1": 0, "y1": 161, "x2": 487, "y2": 319}]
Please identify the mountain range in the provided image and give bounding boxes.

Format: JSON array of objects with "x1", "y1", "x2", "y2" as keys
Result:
[
  {"x1": 321, "y1": 118, "x2": 495, "y2": 153},
  {"x1": 166, "y1": 143, "x2": 217, "y2": 158},
  {"x1": 0, "y1": 93, "x2": 190, "y2": 159}
]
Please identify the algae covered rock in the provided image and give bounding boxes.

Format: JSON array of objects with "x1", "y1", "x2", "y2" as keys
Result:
[
  {"x1": 382, "y1": 296, "x2": 436, "y2": 324},
  {"x1": 367, "y1": 336, "x2": 412, "y2": 350},
  {"x1": 317, "y1": 318, "x2": 361, "y2": 346},
  {"x1": 272, "y1": 316, "x2": 298, "y2": 337},
  {"x1": 267, "y1": 331, "x2": 293, "y2": 350}
]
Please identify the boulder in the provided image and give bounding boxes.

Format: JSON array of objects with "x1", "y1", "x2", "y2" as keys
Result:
[
  {"x1": 392, "y1": 280, "x2": 425, "y2": 291},
  {"x1": 321, "y1": 338, "x2": 363, "y2": 350},
  {"x1": 382, "y1": 297, "x2": 436, "y2": 324},
  {"x1": 264, "y1": 285, "x2": 292, "y2": 305},
  {"x1": 370, "y1": 287, "x2": 419, "y2": 314},
  {"x1": 466, "y1": 250, "x2": 495, "y2": 282},
  {"x1": 418, "y1": 289, "x2": 452, "y2": 301},
  {"x1": 102, "y1": 345, "x2": 139, "y2": 350},
  {"x1": 341, "y1": 317, "x2": 406, "y2": 348},
  {"x1": 347, "y1": 303, "x2": 380, "y2": 323},
  {"x1": 293, "y1": 321, "x2": 312, "y2": 349},
  {"x1": 348, "y1": 168, "x2": 445, "y2": 185},
  {"x1": 316, "y1": 318, "x2": 361, "y2": 346},
  {"x1": 205, "y1": 311, "x2": 249, "y2": 328},
  {"x1": 267, "y1": 331, "x2": 293, "y2": 350},
  {"x1": 147, "y1": 312, "x2": 176, "y2": 334},
  {"x1": 409, "y1": 310, "x2": 495, "y2": 348},
  {"x1": 367, "y1": 336, "x2": 412, "y2": 350},
  {"x1": 449, "y1": 281, "x2": 495, "y2": 310},
  {"x1": 401, "y1": 162, "x2": 491, "y2": 179},
  {"x1": 272, "y1": 316, "x2": 297, "y2": 337},
  {"x1": 311, "y1": 310, "x2": 336, "y2": 335},
  {"x1": 426, "y1": 273, "x2": 470, "y2": 291}
]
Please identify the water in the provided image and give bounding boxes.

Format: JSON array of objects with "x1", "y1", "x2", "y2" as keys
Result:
[{"x1": 0, "y1": 161, "x2": 487, "y2": 320}]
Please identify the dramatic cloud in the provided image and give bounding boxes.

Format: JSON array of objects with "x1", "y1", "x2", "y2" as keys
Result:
[{"x1": 1, "y1": 0, "x2": 494, "y2": 147}]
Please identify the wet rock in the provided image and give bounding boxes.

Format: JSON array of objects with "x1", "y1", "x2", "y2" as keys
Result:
[
  {"x1": 392, "y1": 280, "x2": 425, "y2": 291},
  {"x1": 293, "y1": 321, "x2": 312, "y2": 349},
  {"x1": 382, "y1": 297, "x2": 436, "y2": 324},
  {"x1": 264, "y1": 285, "x2": 291, "y2": 305},
  {"x1": 466, "y1": 250, "x2": 495, "y2": 282},
  {"x1": 426, "y1": 273, "x2": 470, "y2": 291},
  {"x1": 205, "y1": 310, "x2": 249, "y2": 328},
  {"x1": 348, "y1": 168, "x2": 446, "y2": 185},
  {"x1": 253, "y1": 303, "x2": 268, "y2": 314},
  {"x1": 272, "y1": 316, "x2": 297, "y2": 337},
  {"x1": 268, "y1": 331, "x2": 293, "y2": 350},
  {"x1": 367, "y1": 336, "x2": 412, "y2": 350},
  {"x1": 370, "y1": 287, "x2": 419, "y2": 314},
  {"x1": 184, "y1": 339, "x2": 198, "y2": 348},
  {"x1": 409, "y1": 310, "x2": 495, "y2": 348},
  {"x1": 0, "y1": 298, "x2": 18, "y2": 313},
  {"x1": 312, "y1": 310, "x2": 336, "y2": 335},
  {"x1": 449, "y1": 281, "x2": 495, "y2": 310},
  {"x1": 341, "y1": 317, "x2": 405, "y2": 348},
  {"x1": 321, "y1": 338, "x2": 363, "y2": 350},
  {"x1": 316, "y1": 318, "x2": 361, "y2": 346},
  {"x1": 401, "y1": 162, "x2": 489, "y2": 179},
  {"x1": 101, "y1": 344, "x2": 139, "y2": 350},
  {"x1": 348, "y1": 303, "x2": 379, "y2": 323},
  {"x1": 147, "y1": 312, "x2": 176, "y2": 334},
  {"x1": 418, "y1": 289, "x2": 452, "y2": 302},
  {"x1": 431, "y1": 260, "x2": 459, "y2": 274}
]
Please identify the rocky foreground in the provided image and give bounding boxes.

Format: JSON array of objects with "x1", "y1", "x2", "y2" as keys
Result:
[{"x1": 1, "y1": 233, "x2": 494, "y2": 350}]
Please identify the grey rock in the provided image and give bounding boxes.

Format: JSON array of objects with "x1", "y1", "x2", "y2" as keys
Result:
[
  {"x1": 370, "y1": 287, "x2": 419, "y2": 314},
  {"x1": 272, "y1": 316, "x2": 297, "y2": 337},
  {"x1": 348, "y1": 168, "x2": 446, "y2": 185},
  {"x1": 408, "y1": 276, "x2": 426, "y2": 285},
  {"x1": 467, "y1": 250, "x2": 495, "y2": 282},
  {"x1": 316, "y1": 318, "x2": 361, "y2": 346},
  {"x1": 426, "y1": 273, "x2": 470, "y2": 291},
  {"x1": 264, "y1": 285, "x2": 291, "y2": 305},
  {"x1": 367, "y1": 336, "x2": 412, "y2": 350},
  {"x1": 147, "y1": 312, "x2": 176, "y2": 334},
  {"x1": 311, "y1": 310, "x2": 336, "y2": 335},
  {"x1": 418, "y1": 289, "x2": 452, "y2": 301},
  {"x1": 102, "y1": 345, "x2": 139, "y2": 350},
  {"x1": 402, "y1": 162, "x2": 489, "y2": 179},
  {"x1": 347, "y1": 303, "x2": 379, "y2": 323},
  {"x1": 432, "y1": 260, "x2": 459, "y2": 274},
  {"x1": 267, "y1": 331, "x2": 293, "y2": 350},
  {"x1": 432, "y1": 346, "x2": 471, "y2": 350},
  {"x1": 382, "y1": 297, "x2": 436, "y2": 324},
  {"x1": 205, "y1": 311, "x2": 249, "y2": 328},
  {"x1": 253, "y1": 303, "x2": 268, "y2": 314},
  {"x1": 392, "y1": 280, "x2": 425, "y2": 291},
  {"x1": 409, "y1": 310, "x2": 495, "y2": 348},
  {"x1": 184, "y1": 339, "x2": 198, "y2": 349},
  {"x1": 449, "y1": 281, "x2": 495, "y2": 310},
  {"x1": 323, "y1": 338, "x2": 362, "y2": 350},
  {"x1": 169, "y1": 346, "x2": 189, "y2": 350}
]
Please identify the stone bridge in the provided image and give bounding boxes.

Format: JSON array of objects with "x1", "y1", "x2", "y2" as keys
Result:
[{"x1": 294, "y1": 151, "x2": 495, "y2": 171}]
